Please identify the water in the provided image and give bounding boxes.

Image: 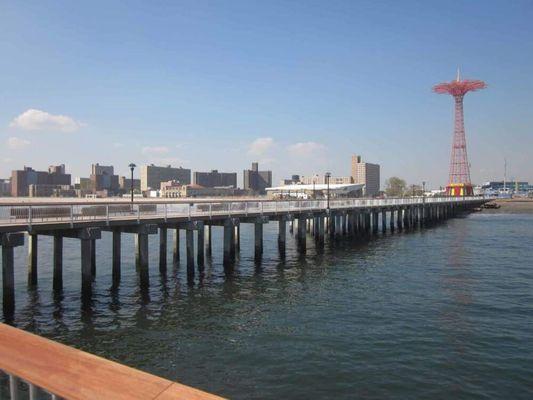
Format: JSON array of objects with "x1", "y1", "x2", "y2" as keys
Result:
[{"x1": 2, "y1": 213, "x2": 533, "y2": 399}]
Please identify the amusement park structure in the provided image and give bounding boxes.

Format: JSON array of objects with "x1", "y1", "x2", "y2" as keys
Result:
[{"x1": 433, "y1": 70, "x2": 486, "y2": 196}]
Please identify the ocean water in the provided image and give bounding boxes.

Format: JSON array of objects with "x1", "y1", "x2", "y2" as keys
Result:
[{"x1": 1, "y1": 213, "x2": 533, "y2": 399}]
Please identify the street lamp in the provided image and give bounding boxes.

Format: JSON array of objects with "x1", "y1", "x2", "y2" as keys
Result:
[
  {"x1": 325, "y1": 172, "x2": 331, "y2": 211},
  {"x1": 128, "y1": 163, "x2": 136, "y2": 204}
]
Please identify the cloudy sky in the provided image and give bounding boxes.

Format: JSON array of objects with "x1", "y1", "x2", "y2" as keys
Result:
[{"x1": 1, "y1": 0, "x2": 532, "y2": 188}]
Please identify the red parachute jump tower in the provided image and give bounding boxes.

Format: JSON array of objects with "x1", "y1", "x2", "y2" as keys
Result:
[{"x1": 433, "y1": 70, "x2": 486, "y2": 196}]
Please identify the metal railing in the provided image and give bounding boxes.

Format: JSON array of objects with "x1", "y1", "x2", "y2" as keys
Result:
[
  {"x1": 0, "y1": 323, "x2": 223, "y2": 400},
  {"x1": 0, "y1": 196, "x2": 484, "y2": 228}
]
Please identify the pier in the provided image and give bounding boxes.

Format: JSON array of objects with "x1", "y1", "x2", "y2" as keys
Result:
[{"x1": 0, "y1": 196, "x2": 486, "y2": 318}]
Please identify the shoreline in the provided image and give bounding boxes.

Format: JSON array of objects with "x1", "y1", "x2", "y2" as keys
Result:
[{"x1": 482, "y1": 198, "x2": 533, "y2": 214}]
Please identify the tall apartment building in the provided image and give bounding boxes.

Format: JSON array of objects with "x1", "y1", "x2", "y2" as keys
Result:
[
  {"x1": 193, "y1": 170, "x2": 237, "y2": 188},
  {"x1": 90, "y1": 163, "x2": 119, "y2": 194},
  {"x1": 243, "y1": 162, "x2": 272, "y2": 194},
  {"x1": 11, "y1": 165, "x2": 71, "y2": 197},
  {"x1": 140, "y1": 164, "x2": 191, "y2": 191},
  {"x1": 351, "y1": 155, "x2": 380, "y2": 197}
]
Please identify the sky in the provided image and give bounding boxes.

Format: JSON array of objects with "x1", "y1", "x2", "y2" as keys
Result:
[{"x1": 1, "y1": 0, "x2": 532, "y2": 189}]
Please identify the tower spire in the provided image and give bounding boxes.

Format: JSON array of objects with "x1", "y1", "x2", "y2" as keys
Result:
[{"x1": 433, "y1": 72, "x2": 486, "y2": 196}]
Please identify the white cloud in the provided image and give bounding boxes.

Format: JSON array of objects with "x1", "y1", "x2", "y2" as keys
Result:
[
  {"x1": 287, "y1": 141, "x2": 326, "y2": 157},
  {"x1": 9, "y1": 109, "x2": 85, "y2": 133},
  {"x1": 113, "y1": 142, "x2": 124, "y2": 148},
  {"x1": 248, "y1": 137, "x2": 274, "y2": 155},
  {"x1": 6, "y1": 137, "x2": 31, "y2": 149},
  {"x1": 142, "y1": 146, "x2": 170, "y2": 155}
]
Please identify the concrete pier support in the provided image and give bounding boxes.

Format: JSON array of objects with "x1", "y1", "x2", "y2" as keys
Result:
[
  {"x1": 278, "y1": 218, "x2": 287, "y2": 255},
  {"x1": 235, "y1": 225, "x2": 240, "y2": 253},
  {"x1": 186, "y1": 228, "x2": 194, "y2": 280},
  {"x1": 297, "y1": 215, "x2": 307, "y2": 251},
  {"x1": 197, "y1": 223, "x2": 205, "y2": 274},
  {"x1": 173, "y1": 228, "x2": 180, "y2": 266},
  {"x1": 329, "y1": 213, "x2": 336, "y2": 238},
  {"x1": 53, "y1": 235, "x2": 63, "y2": 290},
  {"x1": 136, "y1": 233, "x2": 149, "y2": 288},
  {"x1": 159, "y1": 227, "x2": 167, "y2": 273},
  {"x1": 78, "y1": 228, "x2": 101, "y2": 298},
  {"x1": 313, "y1": 216, "x2": 320, "y2": 238},
  {"x1": 397, "y1": 208, "x2": 403, "y2": 230},
  {"x1": 205, "y1": 225, "x2": 212, "y2": 256},
  {"x1": 223, "y1": 219, "x2": 238, "y2": 266},
  {"x1": 81, "y1": 238, "x2": 92, "y2": 297},
  {"x1": 127, "y1": 225, "x2": 157, "y2": 288},
  {"x1": 390, "y1": 210, "x2": 395, "y2": 232},
  {"x1": 372, "y1": 212, "x2": 379, "y2": 235},
  {"x1": 112, "y1": 230, "x2": 121, "y2": 285},
  {"x1": 317, "y1": 215, "x2": 325, "y2": 247},
  {"x1": 341, "y1": 214, "x2": 347, "y2": 236},
  {"x1": 255, "y1": 222, "x2": 263, "y2": 259},
  {"x1": 381, "y1": 210, "x2": 387, "y2": 233},
  {"x1": 2, "y1": 233, "x2": 24, "y2": 318},
  {"x1": 403, "y1": 208, "x2": 409, "y2": 230},
  {"x1": 90, "y1": 239, "x2": 96, "y2": 278},
  {"x1": 27, "y1": 233, "x2": 38, "y2": 286}
]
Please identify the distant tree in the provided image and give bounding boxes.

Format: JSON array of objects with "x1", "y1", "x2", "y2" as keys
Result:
[
  {"x1": 407, "y1": 184, "x2": 423, "y2": 197},
  {"x1": 385, "y1": 177, "x2": 407, "y2": 197}
]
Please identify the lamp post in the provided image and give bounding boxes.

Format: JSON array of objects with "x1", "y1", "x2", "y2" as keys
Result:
[
  {"x1": 325, "y1": 172, "x2": 331, "y2": 211},
  {"x1": 128, "y1": 163, "x2": 136, "y2": 204}
]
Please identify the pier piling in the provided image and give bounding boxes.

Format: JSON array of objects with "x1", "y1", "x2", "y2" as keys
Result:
[{"x1": 27, "y1": 234, "x2": 38, "y2": 286}]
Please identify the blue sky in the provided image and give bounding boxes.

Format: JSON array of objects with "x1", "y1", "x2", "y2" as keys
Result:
[{"x1": 1, "y1": 0, "x2": 532, "y2": 188}]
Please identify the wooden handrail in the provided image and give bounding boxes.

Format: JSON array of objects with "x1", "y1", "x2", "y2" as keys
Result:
[{"x1": 0, "y1": 324, "x2": 224, "y2": 400}]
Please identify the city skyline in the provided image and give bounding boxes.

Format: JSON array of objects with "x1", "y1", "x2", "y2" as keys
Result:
[{"x1": 1, "y1": 1, "x2": 533, "y2": 187}]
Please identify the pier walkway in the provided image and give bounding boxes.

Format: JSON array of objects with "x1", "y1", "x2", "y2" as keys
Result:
[{"x1": 1, "y1": 196, "x2": 486, "y2": 318}]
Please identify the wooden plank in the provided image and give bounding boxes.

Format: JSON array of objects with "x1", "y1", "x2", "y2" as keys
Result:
[
  {"x1": 156, "y1": 383, "x2": 224, "y2": 400},
  {"x1": 0, "y1": 324, "x2": 224, "y2": 400}
]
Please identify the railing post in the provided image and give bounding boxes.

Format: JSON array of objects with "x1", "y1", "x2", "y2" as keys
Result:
[
  {"x1": 261, "y1": 202, "x2": 264, "y2": 215},
  {"x1": 28, "y1": 205, "x2": 32, "y2": 228},
  {"x1": 164, "y1": 203, "x2": 168, "y2": 222},
  {"x1": 137, "y1": 205, "x2": 140, "y2": 223},
  {"x1": 106, "y1": 205, "x2": 109, "y2": 225},
  {"x1": 188, "y1": 203, "x2": 192, "y2": 220},
  {"x1": 70, "y1": 204, "x2": 74, "y2": 227},
  {"x1": 9, "y1": 374, "x2": 19, "y2": 400},
  {"x1": 209, "y1": 203, "x2": 212, "y2": 219},
  {"x1": 245, "y1": 202, "x2": 248, "y2": 216}
]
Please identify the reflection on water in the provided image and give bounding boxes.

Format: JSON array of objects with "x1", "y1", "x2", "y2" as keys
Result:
[{"x1": 2, "y1": 215, "x2": 533, "y2": 399}]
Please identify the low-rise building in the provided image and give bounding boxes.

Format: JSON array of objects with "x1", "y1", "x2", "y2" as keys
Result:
[
  {"x1": 160, "y1": 180, "x2": 237, "y2": 198},
  {"x1": 0, "y1": 178, "x2": 11, "y2": 196},
  {"x1": 193, "y1": 170, "x2": 237, "y2": 188},
  {"x1": 266, "y1": 183, "x2": 364, "y2": 199},
  {"x1": 300, "y1": 174, "x2": 353, "y2": 185},
  {"x1": 119, "y1": 176, "x2": 141, "y2": 192},
  {"x1": 28, "y1": 184, "x2": 76, "y2": 198}
]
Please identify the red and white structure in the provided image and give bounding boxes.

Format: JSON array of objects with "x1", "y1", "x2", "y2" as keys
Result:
[{"x1": 433, "y1": 70, "x2": 486, "y2": 196}]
